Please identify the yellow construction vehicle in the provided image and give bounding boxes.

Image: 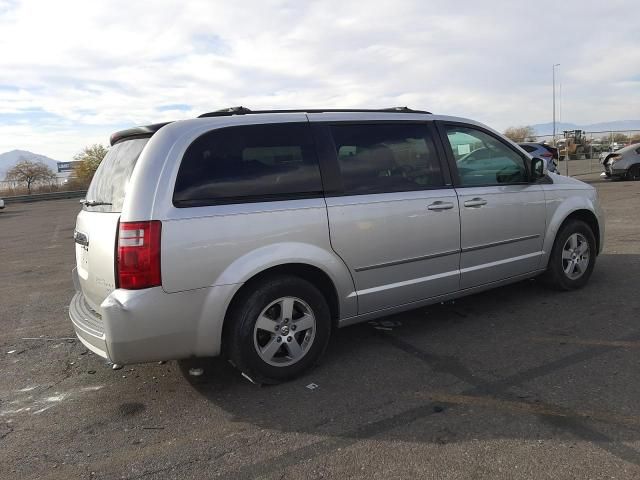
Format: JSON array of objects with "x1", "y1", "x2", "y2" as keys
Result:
[{"x1": 559, "y1": 130, "x2": 589, "y2": 160}]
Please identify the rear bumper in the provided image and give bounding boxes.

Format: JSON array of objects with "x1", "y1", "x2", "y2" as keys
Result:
[
  {"x1": 69, "y1": 291, "x2": 109, "y2": 359},
  {"x1": 68, "y1": 272, "x2": 238, "y2": 365}
]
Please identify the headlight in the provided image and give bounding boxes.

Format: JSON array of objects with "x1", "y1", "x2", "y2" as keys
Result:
[{"x1": 608, "y1": 154, "x2": 622, "y2": 165}]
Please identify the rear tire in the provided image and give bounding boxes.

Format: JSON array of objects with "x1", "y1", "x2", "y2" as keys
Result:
[
  {"x1": 225, "y1": 275, "x2": 331, "y2": 384},
  {"x1": 541, "y1": 219, "x2": 596, "y2": 291}
]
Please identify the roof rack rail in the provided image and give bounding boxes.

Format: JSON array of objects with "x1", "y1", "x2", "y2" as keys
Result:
[
  {"x1": 110, "y1": 107, "x2": 432, "y2": 145},
  {"x1": 197, "y1": 106, "x2": 431, "y2": 118}
]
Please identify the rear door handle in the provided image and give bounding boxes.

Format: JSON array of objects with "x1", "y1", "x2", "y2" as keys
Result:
[
  {"x1": 427, "y1": 201, "x2": 454, "y2": 211},
  {"x1": 464, "y1": 198, "x2": 487, "y2": 208}
]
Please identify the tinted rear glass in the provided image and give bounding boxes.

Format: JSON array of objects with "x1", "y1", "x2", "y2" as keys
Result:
[
  {"x1": 521, "y1": 145, "x2": 537, "y2": 153},
  {"x1": 173, "y1": 123, "x2": 322, "y2": 206},
  {"x1": 85, "y1": 138, "x2": 148, "y2": 212}
]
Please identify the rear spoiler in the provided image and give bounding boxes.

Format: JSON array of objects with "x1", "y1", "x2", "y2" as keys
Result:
[{"x1": 110, "y1": 122, "x2": 173, "y2": 146}]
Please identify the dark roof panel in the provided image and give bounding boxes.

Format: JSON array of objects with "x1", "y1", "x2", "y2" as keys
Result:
[{"x1": 110, "y1": 122, "x2": 172, "y2": 146}]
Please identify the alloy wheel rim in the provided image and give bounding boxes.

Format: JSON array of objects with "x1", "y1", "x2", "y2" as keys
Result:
[
  {"x1": 562, "y1": 233, "x2": 590, "y2": 280},
  {"x1": 253, "y1": 296, "x2": 316, "y2": 367}
]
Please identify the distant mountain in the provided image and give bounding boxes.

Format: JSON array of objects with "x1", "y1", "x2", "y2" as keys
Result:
[
  {"x1": 0, "y1": 150, "x2": 61, "y2": 178},
  {"x1": 531, "y1": 120, "x2": 640, "y2": 136}
]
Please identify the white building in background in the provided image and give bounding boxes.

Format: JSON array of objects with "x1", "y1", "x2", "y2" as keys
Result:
[{"x1": 56, "y1": 161, "x2": 80, "y2": 185}]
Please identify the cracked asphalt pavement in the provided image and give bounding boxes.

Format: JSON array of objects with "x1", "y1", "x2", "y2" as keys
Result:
[{"x1": 1, "y1": 173, "x2": 639, "y2": 479}]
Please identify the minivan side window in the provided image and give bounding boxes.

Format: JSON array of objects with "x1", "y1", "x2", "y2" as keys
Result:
[
  {"x1": 174, "y1": 123, "x2": 322, "y2": 206},
  {"x1": 445, "y1": 126, "x2": 527, "y2": 186},
  {"x1": 329, "y1": 123, "x2": 445, "y2": 195}
]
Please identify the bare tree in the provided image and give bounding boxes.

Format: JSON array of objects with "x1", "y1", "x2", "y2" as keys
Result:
[
  {"x1": 504, "y1": 126, "x2": 536, "y2": 143},
  {"x1": 73, "y1": 144, "x2": 108, "y2": 184},
  {"x1": 5, "y1": 159, "x2": 57, "y2": 194},
  {"x1": 611, "y1": 133, "x2": 629, "y2": 144}
]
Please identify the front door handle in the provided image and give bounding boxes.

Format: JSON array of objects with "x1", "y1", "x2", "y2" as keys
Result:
[
  {"x1": 427, "y1": 201, "x2": 454, "y2": 211},
  {"x1": 464, "y1": 198, "x2": 487, "y2": 208}
]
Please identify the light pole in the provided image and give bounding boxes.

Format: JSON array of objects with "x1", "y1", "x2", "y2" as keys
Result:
[{"x1": 552, "y1": 63, "x2": 560, "y2": 148}]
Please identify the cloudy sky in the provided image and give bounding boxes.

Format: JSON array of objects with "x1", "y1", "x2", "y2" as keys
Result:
[{"x1": 0, "y1": 0, "x2": 638, "y2": 160}]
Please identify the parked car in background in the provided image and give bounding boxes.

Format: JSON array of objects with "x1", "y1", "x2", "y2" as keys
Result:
[
  {"x1": 69, "y1": 107, "x2": 604, "y2": 383},
  {"x1": 601, "y1": 143, "x2": 640, "y2": 180},
  {"x1": 0, "y1": 198, "x2": 5, "y2": 209},
  {"x1": 519, "y1": 142, "x2": 559, "y2": 173},
  {"x1": 589, "y1": 141, "x2": 605, "y2": 154}
]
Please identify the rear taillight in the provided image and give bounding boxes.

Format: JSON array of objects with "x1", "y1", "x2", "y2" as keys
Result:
[
  {"x1": 540, "y1": 152, "x2": 553, "y2": 158},
  {"x1": 116, "y1": 221, "x2": 162, "y2": 290}
]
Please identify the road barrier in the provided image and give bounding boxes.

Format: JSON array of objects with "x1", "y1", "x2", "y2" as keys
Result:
[{"x1": 2, "y1": 190, "x2": 87, "y2": 204}]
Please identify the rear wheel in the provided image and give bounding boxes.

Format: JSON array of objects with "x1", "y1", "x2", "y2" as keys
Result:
[
  {"x1": 627, "y1": 165, "x2": 640, "y2": 181},
  {"x1": 541, "y1": 219, "x2": 596, "y2": 290},
  {"x1": 225, "y1": 275, "x2": 331, "y2": 384}
]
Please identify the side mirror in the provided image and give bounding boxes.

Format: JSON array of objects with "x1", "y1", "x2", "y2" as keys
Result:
[{"x1": 531, "y1": 157, "x2": 546, "y2": 180}]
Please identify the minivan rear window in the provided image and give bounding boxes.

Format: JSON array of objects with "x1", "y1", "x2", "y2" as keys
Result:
[
  {"x1": 173, "y1": 123, "x2": 322, "y2": 206},
  {"x1": 84, "y1": 138, "x2": 148, "y2": 212}
]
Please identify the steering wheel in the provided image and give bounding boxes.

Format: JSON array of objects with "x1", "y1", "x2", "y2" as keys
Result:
[{"x1": 458, "y1": 147, "x2": 490, "y2": 165}]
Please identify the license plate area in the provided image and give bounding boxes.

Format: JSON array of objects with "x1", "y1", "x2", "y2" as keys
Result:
[{"x1": 76, "y1": 243, "x2": 89, "y2": 279}]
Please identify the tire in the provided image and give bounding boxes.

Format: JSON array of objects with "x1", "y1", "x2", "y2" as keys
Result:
[
  {"x1": 627, "y1": 165, "x2": 640, "y2": 181},
  {"x1": 225, "y1": 275, "x2": 331, "y2": 384},
  {"x1": 541, "y1": 219, "x2": 596, "y2": 291}
]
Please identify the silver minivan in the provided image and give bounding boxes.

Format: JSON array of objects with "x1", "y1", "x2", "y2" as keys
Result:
[{"x1": 70, "y1": 107, "x2": 604, "y2": 383}]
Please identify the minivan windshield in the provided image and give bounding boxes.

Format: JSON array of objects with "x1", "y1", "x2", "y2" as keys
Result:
[{"x1": 84, "y1": 138, "x2": 149, "y2": 212}]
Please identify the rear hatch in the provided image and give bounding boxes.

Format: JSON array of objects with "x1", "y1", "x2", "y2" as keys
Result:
[{"x1": 74, "y1": 138, "x2": 149, "y2": 311}]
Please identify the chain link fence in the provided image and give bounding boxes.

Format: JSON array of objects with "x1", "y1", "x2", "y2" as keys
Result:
[{"x1": 529, "y1": 129, "x2": 640, "y2": 177}]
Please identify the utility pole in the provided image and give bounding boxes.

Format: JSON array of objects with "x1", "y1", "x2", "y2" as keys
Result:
[{"x1": 552, "y1": 63, "x2": 560, "y2": 148}]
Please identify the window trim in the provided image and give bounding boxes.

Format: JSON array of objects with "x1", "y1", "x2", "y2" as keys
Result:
[
  {"x1": 435, "y1": 121, "x2": 534, "y2": 188},
  {"x1": 172, "y1": 122, "x2": 324, "y2": 208},
  {"x1": 314, "y1": 120, "x2": 453, "y2": 198},
  {"x1": 173, "y1": 191, "x2": 324, "y2": 208}
]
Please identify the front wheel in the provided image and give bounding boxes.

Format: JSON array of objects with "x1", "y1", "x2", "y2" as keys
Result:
[
  {"x1": 627, "y1": 165, "x2": 640, "y2": 181},
  {"x1": 541, "y1": 219, "x2": 596, "y2": 290},
  {"x1": 225, "y1": 275, "x2": 331, "y2": 384}
]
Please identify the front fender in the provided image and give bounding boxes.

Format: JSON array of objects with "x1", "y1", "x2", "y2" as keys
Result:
[
  {"x1": 541, "y1": 184, "x2": 603, "y2": 266},
  {"x1": 614, "y1": 157, "x2": 639, "y2": 171}
]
